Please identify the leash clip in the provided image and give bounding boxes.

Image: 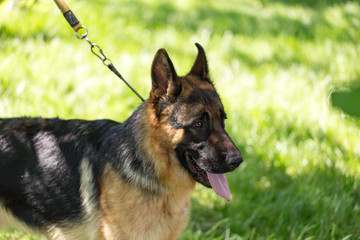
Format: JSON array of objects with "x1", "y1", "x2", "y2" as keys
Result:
[
  {"x1": 90, "y1": 42, "x2": 113, "y2": 67},
  {"x1": 83, "y1": 36, "x2": 113, "y2": 67}
]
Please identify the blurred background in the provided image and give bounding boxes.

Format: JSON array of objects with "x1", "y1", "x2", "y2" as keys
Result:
[{"x1": 0, "y1": 0, "x2": 359, "y2": 239}]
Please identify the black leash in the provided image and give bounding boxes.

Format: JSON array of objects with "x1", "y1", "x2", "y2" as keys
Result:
[{"x1": 54, "y1": 0, "x2": 145, "y2": 102}]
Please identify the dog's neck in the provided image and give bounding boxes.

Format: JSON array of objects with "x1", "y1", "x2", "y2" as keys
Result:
[
  {"x1": 151, "y1": 104, "x2": 195, "y2": 191},
  {"x1": 107, "y1": 102, "x2": 195, "y2": 194}
]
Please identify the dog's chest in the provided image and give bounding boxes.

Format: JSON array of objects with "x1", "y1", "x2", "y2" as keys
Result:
[{"x1": 99, "y1": 167, "x2": 192, "y2": 240}]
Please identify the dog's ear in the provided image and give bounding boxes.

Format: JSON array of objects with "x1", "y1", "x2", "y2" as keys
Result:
[
  {"x1": 189, "y1": 43, "x2": 210, "y2": 82},
  {"x1": 150, "y1": 48, "x2": 182, "y2": 112}
]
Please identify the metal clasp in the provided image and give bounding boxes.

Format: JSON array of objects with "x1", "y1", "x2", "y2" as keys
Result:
[{"x1": 75, "y1": 26, "x2": 112, "y2": 66}]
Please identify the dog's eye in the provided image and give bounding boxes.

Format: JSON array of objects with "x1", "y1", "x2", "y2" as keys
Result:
[{"x1": 193, "y1": 121, "x2": 203, "y2": 128}]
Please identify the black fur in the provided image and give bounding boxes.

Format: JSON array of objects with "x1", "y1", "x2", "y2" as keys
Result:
[
  {"x1": 0, "y1": 113, "x2": 146, "y2": 228},
  {"x1": 0, "y1": 118, "x2": 114, "y2": 227}
]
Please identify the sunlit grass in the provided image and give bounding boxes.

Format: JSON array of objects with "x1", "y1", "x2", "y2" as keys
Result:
[
  {"x1": 0, "y1": 229, "x2": 46, "y2": 240},
  {"x1": 1, "y1": 0, "x2": 360, "y2": 239}
]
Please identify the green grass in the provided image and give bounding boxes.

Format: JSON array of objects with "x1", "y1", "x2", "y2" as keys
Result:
[{"x1": 1, "y1": 0, "x2": 360, "y2": 239}]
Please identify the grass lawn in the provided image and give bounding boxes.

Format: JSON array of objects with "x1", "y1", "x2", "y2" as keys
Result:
[{"x1": 1, "y1": 0, "x2": 360, "y2": 239}]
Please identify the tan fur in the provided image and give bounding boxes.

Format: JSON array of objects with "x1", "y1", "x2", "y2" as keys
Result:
[
  {"x1": 145, "y1": 103, "x2": 194, "y2": 188},
  {"x1": 0, "y1": 206, "x2": 103, "y2": 240},
  {"x1": 99, "y1": 166, "x2": 194, "y2": 240},
  {"x1": 98, "y1": 103, "x2": 196, "y2": 240},
  {"x1": 46, "y1": 220, "x2": 104, "y2": 240}
]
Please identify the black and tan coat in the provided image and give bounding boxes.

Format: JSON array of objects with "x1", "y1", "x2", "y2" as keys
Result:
[{"x1": 0, "y1": 44, "x2": 242, "y2": 240}]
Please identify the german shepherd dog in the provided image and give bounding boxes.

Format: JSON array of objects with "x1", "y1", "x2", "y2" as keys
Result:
[{"x1": 0, "y1": 43, "x2": 243, "y2": 240}]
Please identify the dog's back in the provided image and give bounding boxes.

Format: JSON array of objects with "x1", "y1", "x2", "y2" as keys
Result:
[{"x1": 0, "y1": 118, "x2": 117, "y2": 237}]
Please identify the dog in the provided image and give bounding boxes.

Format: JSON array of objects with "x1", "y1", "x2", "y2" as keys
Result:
[{"x1": 0, "y1": 43, "x2": 243, "y2": 240}]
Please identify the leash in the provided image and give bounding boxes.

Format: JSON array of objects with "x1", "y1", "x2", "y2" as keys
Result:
[{"x1": 53, "y1": 0, "x2": 145, "y2": 102}]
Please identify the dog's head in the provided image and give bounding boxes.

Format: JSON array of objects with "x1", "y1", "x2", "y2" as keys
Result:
[{"x1": 149, "y1": 43, "x2": 243, "y2": 200}]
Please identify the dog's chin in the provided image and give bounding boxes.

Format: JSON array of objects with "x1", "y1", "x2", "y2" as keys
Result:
[{"x1": 184, "y1": 152, "x2": 211, "y2": 188}]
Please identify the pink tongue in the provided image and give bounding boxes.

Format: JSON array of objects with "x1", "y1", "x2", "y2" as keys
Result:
[{"x1": 206, "y1": 172, "x2": 231, "y2": 201}]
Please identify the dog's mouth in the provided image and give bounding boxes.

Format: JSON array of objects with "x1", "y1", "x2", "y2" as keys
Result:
[{"x1": 184, "y1": 152, "x2": 231, "y2": 201}]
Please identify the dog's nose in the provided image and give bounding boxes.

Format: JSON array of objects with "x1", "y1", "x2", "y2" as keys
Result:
[{"x1": 222, "y1": 152, "x2": 243, "y2": 170}]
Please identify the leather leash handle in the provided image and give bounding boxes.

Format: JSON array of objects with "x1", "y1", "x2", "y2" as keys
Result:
[{"x1": 54, "y1": 0, "x2": 82, "y2": 32}]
